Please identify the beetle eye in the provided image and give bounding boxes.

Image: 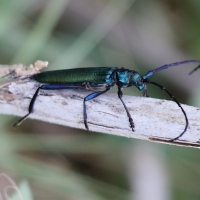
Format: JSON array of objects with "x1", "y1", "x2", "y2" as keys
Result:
[{"x1": 137, "y1": 78, "x2": 143, "y2": 86}]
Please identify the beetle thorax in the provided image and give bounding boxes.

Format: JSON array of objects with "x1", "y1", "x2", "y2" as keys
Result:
[{"x1": 115, "y1": 69, "x2": 145, "y2": 91}]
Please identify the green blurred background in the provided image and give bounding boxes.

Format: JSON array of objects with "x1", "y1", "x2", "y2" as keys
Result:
[{"x1": 0, "y1": 0, "x2": 200, "y2": 199}]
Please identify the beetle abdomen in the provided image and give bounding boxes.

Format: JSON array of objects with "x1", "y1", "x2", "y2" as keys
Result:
[{"x1": 33, "y1": 67, "x2": 117, "y2": 84}]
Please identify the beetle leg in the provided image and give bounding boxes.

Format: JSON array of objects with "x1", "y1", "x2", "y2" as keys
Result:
[
  {"x1": 13, "y1": 84, "x2": 85, "y2": 127},
  {"x1": 13, "y1": 86, "x2": 41, "y2": 127},
  {"x1": 84, "y1": 88, "x2": 110, "y2": 130},
  {"x1": 117, "y1": 87, "x2": 135, "y2": 131}
]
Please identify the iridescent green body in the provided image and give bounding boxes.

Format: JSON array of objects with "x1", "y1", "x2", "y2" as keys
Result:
[
  {"x1": 33, "y1": 67, "x2": 145, "y2": 91},
  {"x1": 33, "y1": 67, "x2": 117, "y2": 84}
]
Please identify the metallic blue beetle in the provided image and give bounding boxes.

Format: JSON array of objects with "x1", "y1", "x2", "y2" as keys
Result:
[{"x1": 14, "y1": 60, "x2": 200, "y2": 141}]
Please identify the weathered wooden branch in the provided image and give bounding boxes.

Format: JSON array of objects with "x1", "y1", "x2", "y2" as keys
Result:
[{"x1": 1, "y1": 61, "x2": 200, "y2": 148}]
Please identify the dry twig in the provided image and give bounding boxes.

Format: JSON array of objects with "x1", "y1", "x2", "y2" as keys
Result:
[{"x1": 0, "y1": 61, "x2": 200, "y2": 148}]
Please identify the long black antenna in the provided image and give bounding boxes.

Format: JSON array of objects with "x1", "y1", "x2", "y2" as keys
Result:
[
  {"x1": 143, "y1": 60, "x2": 200, "y2": 79},
  {"x1": 188, "y1": 64, "x2": 200, "y2": 75},
  {"x1": 145, "y1": 80, "x2": 188, "y2": 141}
]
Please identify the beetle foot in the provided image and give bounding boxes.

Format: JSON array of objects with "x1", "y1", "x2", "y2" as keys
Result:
[
  {"x1": 129, "y1": 118, "x2": 135, "y2": 132},
  {"x1": 84, "y1": 119, "x2": 89, "y2": 131}
]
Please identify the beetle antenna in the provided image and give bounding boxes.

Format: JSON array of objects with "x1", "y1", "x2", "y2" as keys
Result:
[
  {"x1": 188, "y1": 64, "x2": 200, "y2": 75},
  {"x1": 143, "y1": 60, "x2": 200, "y2": 79},
  {"x1": 144, "y1": 79, "x2": 188, "y2": 141}
]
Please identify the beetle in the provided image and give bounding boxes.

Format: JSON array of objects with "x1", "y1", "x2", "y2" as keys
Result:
[{"x1": 13, "y1": 60, "x2": 200, "y2": 141}]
